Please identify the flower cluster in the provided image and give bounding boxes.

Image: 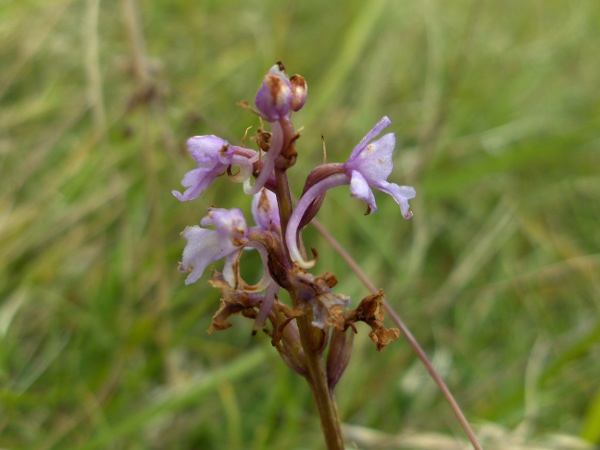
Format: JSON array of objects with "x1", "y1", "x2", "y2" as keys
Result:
[{"x1": 173, "y1": 62, "x2": 415, "y2": 389}]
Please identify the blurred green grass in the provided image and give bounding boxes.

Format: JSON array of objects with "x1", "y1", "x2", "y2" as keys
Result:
[{"x1": 1, "y1": 0, "x2": 599, "y2": 449}]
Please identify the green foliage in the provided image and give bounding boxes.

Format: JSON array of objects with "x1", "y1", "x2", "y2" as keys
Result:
[{"x1": 1, "y1": 0, "x2": 598, "y2": 448}]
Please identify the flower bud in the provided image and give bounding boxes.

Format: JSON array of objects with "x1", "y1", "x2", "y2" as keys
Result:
[
  {"x1": 289, "y1": 74, "x2": 307, "y2": 112},
  {"x1": 254, "y1": 62, "x2": 292, "y2": 122},
  {"x1": 252, "y1": 188, "x2": 280, "y2": 230},
  {"x1": 326, "y1": 327, "x2": 355, "y2": 391},
  {"x1": 279, "y1": 321, "x2": 307, "y2": 377}
]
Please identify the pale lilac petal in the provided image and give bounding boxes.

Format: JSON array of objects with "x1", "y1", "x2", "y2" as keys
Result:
[
  {"x1": 345, "y1": 133, "x2": 395, "y2": 184},
  {"x1": 187, "y1": 135, "x2": 228, "y2": 163},
  {"x1": 180, "y1": 226, "x2": 226, "y2": 285},
  {"x1": 181, "y1": 207, "x2": 274, "y2": 289},
  {"x1": 174, "y1": 137, "x2": 258, "y2": 202},
  {"x1": 375, "y1": 182, "x2": 416, "y2": 219},
  {"x1": 349, "y1": 170, "x2": 378, "y2": 214},
  {"x1": 228, "y1": 154, "x2": 256, "y2": 183},
  {"x1": 209, "y1": 208, "x2": 248, "y2": 250},
  {"x1": 173, "y1": 136, "x2": 230, "y2": 202},
  {"x1": 172, "y1": 167, "x2": 219, "y2": 201},
  {"x1": 244, "y1": 242, "x2": 272, "y2": 291},
  {"x1": 199, "y1": 213, "x2": 214, "y2": 228},
  {"x1": 180, "y1": 208, "x2": 251, "y2": 286},
  {"x1": 347, "y1": 116, "x2": 391, "y2": 160},
  {"x1": 253, "y1": 281, "x2": 279, "y2": 332}
]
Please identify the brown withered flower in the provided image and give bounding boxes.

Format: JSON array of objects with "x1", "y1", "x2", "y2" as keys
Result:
[{"x1": 345, "y1": 289, "x2": 400, "y2": 351}]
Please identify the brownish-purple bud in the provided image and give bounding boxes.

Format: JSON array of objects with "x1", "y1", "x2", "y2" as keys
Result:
[
  {"x1": 278, "y1": 321, "x2": 307, "y2": 377},
  {"x1": 289, "y1": 74, "x2": 307, "y2": 112},
  {"x1": 254, "y1": 62, "x2": 292, "y2": 122},
  {"x1": 326, "y1": 326, "x2": 355, "y2": 391}
]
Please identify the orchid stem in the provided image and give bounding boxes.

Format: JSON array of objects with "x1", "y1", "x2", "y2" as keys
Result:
[
  {"x1": 274, "y1": 168, "x2": 292, "y2": 239},
  {"x1": 295, "y1": 310, "x2": 345, "y2": 450},
  {"x1": 274, "y1": 139, "x2": 344, "y2": 448}
]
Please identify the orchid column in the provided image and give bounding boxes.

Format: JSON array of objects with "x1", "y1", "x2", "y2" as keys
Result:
[{"x1": 173, "y1": 62, "x2": 415, "y2": 450}]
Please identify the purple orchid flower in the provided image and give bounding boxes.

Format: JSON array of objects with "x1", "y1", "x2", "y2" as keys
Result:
[
  {"x1": 172, "y1": 135, "x2": 258, "y2": 202},
  {"x1": 345, "y1": 116, "x2": 415, "y2": 217},
  {"x1": 285, "y1": 116, "x2": 416, "y2": 268},
  {"x1": 179, "y1": 207, "x2": 269, "y2": 288},
  {"x1": 250, "y1": 188, "x2": 281, "y2": 330}
]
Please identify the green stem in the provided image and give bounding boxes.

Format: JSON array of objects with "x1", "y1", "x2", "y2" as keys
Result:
[
  {"x1": 272, "y1": 118, "x2": 344, "y2": 449},
  {"x1": 274, "y1": 168, "x2": 293, "y2": 240},
  {"x1": 295, "y1": 304, "x2": 345, "y2": 450},
  {"x1": 273, "y1": 117, "x2": 295, "y2": 253}
]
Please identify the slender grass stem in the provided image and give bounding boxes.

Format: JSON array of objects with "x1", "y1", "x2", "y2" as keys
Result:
[{"x1": 310, "y1": 218, "x2": 484, "y2": 450}]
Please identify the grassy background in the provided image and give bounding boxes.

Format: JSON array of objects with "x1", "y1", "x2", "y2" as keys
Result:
[{"x1": 1, "y1": 0, "x2": 599, "y2": 448}]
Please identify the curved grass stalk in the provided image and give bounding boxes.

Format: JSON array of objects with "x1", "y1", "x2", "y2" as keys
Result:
[{"x1": 310, "y1": 218, "x2": 484, "y2": 450}]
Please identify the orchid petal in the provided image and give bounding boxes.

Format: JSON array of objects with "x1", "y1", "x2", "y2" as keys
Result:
[
  {"x1": 253, "y1": 281, "x2": 279, "y2": 332},
  {"x1": 347, "y1": 116, "x2": 391, "y2": 160},
  {"x1": 345, "y1": 133, "x2": 395, "y2": 184},
  {"x1": 210, "y1": 208, "x2": 248, "y2": 250},
  {"x1": 244, "y1": 242, "x2": 273, "y2": 292},
  {"x1": 349, "y1": 170, "x2": 378, "y2": 214},
  {"x1": 180, "y1": 226, "x2": 226, "y2": 285},
  {"x1": 376, "y1": 182, "x2": 416, "y2": 219},
  {"x1": 173, "y1": 136, "x2": 257, "y2": 202}
]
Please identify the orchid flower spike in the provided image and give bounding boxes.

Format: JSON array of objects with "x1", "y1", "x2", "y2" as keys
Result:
[{"x1": 285, "y1": 116, "x2": 416, "y2": 268}]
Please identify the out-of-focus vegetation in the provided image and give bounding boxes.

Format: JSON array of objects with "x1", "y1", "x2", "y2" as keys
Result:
[{"x1": 1, "y1": 0, "x2": 599, "y2": 448}]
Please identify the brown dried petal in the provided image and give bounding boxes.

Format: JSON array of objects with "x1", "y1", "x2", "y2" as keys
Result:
[
  {"x1": 252, "y1": 128, "x2": 272, "y2": 152},
  {"x1": 207, "y1": 271, "x2": 260, "y2": 334},
  {"x1": 274, "y1": 300, "x2": 305, "y2": 320},
  {"x1": 311, "y1": 293, "x2": 349, "y2": 331},
  {"x1": 368, "y1": 324, "x2": 400, "y2": 352},
  {"x1": 351, "y1": 289, "x2": 386, "y2": 322},
  {"x1": 290, "y1": 267, "x2": 338, "y2": 301},
  {"x1": 345, "y1": 289, "x2": 400, "y2": 351},
  {"x1": 289, "y1": 267, "x2": 349, "y2": 330}
]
